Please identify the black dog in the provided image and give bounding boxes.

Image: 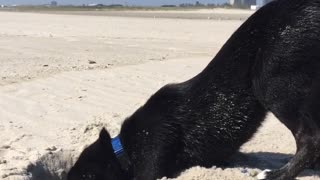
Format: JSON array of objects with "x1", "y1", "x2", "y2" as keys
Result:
[{"x1": 68, "y1": 0, "x2": 320, "y2": 179}]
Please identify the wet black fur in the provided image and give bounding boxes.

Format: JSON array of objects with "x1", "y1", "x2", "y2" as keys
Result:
[{"x1": 68, "y1": 0, "x2": 320, "y2": 179}]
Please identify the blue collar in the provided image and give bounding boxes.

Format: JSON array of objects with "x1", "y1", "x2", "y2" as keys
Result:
[{"x1": 111, "y1": 135, "x2": 124, "y2": 156}]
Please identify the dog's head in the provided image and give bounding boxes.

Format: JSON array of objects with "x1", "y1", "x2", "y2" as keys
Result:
[{"x1": 68, "y1": 128, "x2": 126, "y2": 180}]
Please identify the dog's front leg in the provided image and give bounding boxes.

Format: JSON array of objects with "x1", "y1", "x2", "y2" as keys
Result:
[{"x1": 131, "y1": 154, "x2": 168, "y2": 180}]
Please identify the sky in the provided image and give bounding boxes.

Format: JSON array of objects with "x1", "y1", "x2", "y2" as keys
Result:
[{"x1": 0, "y1": 0, "x2": 229, "y2": 6}]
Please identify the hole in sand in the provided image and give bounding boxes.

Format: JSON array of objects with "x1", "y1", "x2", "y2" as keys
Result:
[
  {"x1": 24, "y1": 150, "x2": 320, "y2": 180},
  {"x1": 26, "y1": 150, "x2": 76, "y2": 180}
]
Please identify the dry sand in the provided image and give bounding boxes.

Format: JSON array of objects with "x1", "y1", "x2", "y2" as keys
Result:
[
  {"x1": 21, "y1": 8, "x2": 253, "y2": 20},
  {"x1": 0, "y1": 11, "x2": 319, "y2": 180}
]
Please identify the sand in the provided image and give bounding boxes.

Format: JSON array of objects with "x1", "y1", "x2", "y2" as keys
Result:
[
  {"x1": 20, "y1": 8, "x2": 253, "y2": 20},
  {"x1": 0, "y1": 10, "x2": 319, "y2": 180}
]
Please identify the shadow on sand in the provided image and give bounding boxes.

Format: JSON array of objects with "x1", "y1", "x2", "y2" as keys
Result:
[
  {"x1": 231, "y1": 152, "x2": 320, "y2": 178},
  {"x1": 26, "y1": 150, "x2": 75, "y2": 180}
]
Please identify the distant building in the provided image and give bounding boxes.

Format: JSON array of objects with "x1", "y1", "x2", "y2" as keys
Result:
[
  {"x1": 88, "y1": 3, "x2": 98, "y2": 7},
  {"x1": 179, "y1": 3, "x2": 194, "y2": 7},
  {"x1": 51, "y1": 1, "x2": 58, "y2": 6},
  {"x1": 195, "y1": 1, "x2": 205, "y2": 6},
  {"x1": 161, "y1": 5, "x2": 177, "y2": 7},
  {"x1": 233, "y1": 0, "x2": 255, "y2": 8},
  {"x1": 88, "y1": 3, "x2": 105, "y2": 7},
  {"x1": 231, "y1": 0, "x2": 273, "y2": 8},
  {"x1": 108, "y1": 4, "x2": 124, "y2": 8},
  {"x1": 256, "y1": 0, "x2": 273, "y2": 8}
]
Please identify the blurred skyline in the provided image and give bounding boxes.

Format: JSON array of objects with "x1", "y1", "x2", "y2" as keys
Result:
[{"x1": 0, "y1": 0, "x2": 229, "y2": 6}]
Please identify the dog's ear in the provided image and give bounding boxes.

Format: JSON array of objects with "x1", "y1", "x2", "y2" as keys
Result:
[
  {"x1": 98, "y1": 128, "x2": 113, "y2": 151},
  {"x1": 68, "y1": 128, "x2": 125, "y2": 180},
  {"x1": 99, "y1": 127, "x2": 111, "y2": 141}
]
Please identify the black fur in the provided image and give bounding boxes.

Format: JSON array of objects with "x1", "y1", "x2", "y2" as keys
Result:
[
  {"x1": 68, "y1": 0, "x2": 320, "y2": 179},
  {"x1": 68, "y1": 129, "x2": 129, "y2": 180}
]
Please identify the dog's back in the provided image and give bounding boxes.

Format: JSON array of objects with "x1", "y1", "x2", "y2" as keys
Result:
[
  {"x1": 120, "y1": 1, "x2": 320, "y2": 179},
  {"x1": 68, "y1": 1, "x2": 320, "y2": 180}
]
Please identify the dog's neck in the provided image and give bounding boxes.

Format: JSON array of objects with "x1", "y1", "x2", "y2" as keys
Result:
[{"x1": 111, "y1": 136, "x2": 131, "y2": 174}]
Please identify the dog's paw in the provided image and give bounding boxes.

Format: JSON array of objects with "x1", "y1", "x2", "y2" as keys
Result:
[{"x1": 257, "y1": 169, "x2": 272, "y2": 180}]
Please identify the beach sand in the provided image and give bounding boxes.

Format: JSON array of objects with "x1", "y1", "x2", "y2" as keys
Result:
[{"x1": 0, "y1": 10, "x2": 319, "y2": 180}]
